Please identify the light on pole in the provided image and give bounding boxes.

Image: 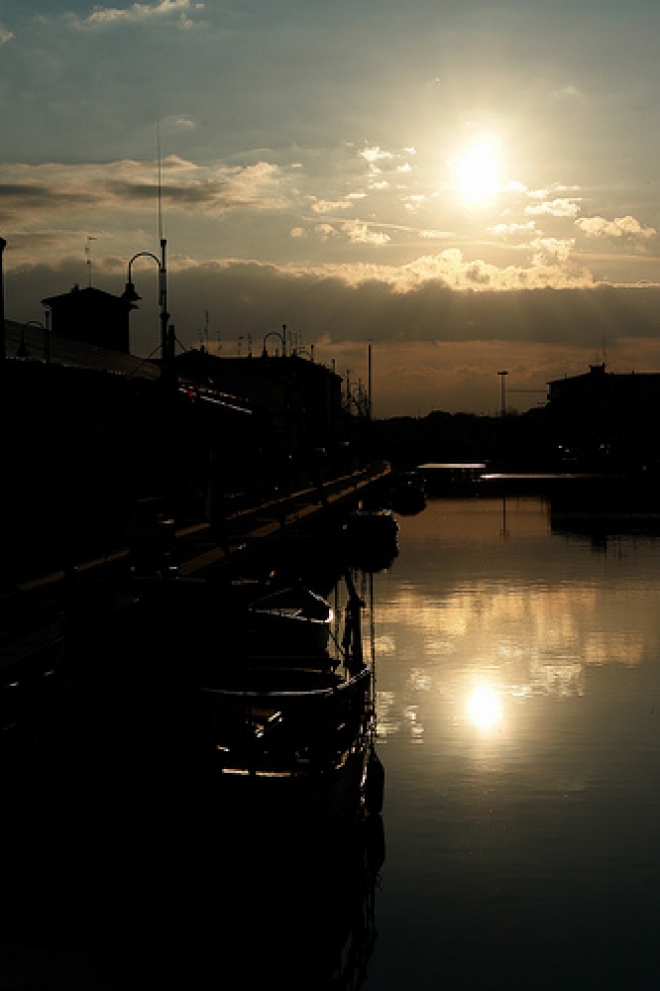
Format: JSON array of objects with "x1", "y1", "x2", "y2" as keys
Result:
[
  {"x1": 0, "y1": 237, "x2": 6, "y2": 363},
  {"x1": 19, "y1": 320, "x2": 49, "y2": 361},
  {"x1": 261, "y1": 325, "x2": 288, "y2": 357},
  {"x1": 498, "y1": 370, "x2": 508, "y2": 418},
  {"x1": 122, "y1": 238, "x2": 169, "y2": 374}
]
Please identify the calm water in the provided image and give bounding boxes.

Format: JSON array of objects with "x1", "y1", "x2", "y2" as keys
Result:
[
  {"x1": 5, "y1": 494, "x2": 660, "y2": 988},
  {"x1": 363, "y1": 495, "x2": 660, "y2": 989}
]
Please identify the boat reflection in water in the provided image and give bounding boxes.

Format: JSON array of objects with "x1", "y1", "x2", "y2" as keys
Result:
[
  {"x1": 344, "y1": 508, "x2": 400, "y2": 574},
  {"x1": 4, "y1": 786, "x2": 385, "y2": 988},
  {"x1": 2, "y1": 555, "x2": 386, "y2": 988},
  {"x1": 389, "y1": 470, "x2": 427, "y2": 516}
]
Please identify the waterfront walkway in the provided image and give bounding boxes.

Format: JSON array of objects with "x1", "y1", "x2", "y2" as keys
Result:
[{"x1": 1, "y1": 463, "x2": 391, "y2": 677}]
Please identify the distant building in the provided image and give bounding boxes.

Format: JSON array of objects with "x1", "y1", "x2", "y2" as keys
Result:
[
  {"x1": 548, "y1": 363, "x2": 660, "y2": 421},
  {"x1": 174, "y1": 349, "x2": 344, "y2": 453},
  {"x1": 41, "y1": 284, "x2": 134, "y2": 353},
  {"x1": 547, "y1": 363, "x2": 660, "y2": 466}
]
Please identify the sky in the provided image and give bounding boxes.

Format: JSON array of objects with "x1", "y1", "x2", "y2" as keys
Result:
[{"x1": 3, "y1": 0, "x2": 660, "y2": 416}]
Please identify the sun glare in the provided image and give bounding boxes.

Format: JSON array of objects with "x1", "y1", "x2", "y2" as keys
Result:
[
  {"x1": 453, "y1": 137, "x2": 501, "y2": 203},
  {"x1": 468, "y1": 685, "x2": 503, "y2": 729}
]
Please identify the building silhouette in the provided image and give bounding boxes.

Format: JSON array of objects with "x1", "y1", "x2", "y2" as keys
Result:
[
  {"x1": 41, "y1": 285, "x2": 133, "y2": 353},
  {"x1": 547, "y1": 363, "x2": 660, "y2": 469}
]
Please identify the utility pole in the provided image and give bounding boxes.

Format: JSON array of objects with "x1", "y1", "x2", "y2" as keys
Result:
[
  {"x1": 0, "y1": 237, "x2": 6, "y2": 363},
  {"x1": 368, "y1": 343, "x2": 373, "y2": 419},
  {"x1": 0, "y1": 236, "x2": 12, "y2": 590},
  {"x1": 498, "y1": 370, "x2": 508, "y2": 418}
]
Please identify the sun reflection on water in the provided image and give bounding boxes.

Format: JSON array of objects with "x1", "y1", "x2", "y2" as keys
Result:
[{"x1": 468, "y1": 685, "x2": 503, "y2": 729}]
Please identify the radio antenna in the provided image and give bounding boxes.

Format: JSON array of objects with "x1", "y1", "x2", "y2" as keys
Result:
[{"x1": 156, "y1": 120, "x2": 163, "y2": 242}]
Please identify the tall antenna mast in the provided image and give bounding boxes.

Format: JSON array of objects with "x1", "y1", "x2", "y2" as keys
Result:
[
  {"x1": 156, "y1": 120, "x2": 163, "y2": 242},
  {"x1": 154, "y1": 120, "x2": 169, "y2": 372}
]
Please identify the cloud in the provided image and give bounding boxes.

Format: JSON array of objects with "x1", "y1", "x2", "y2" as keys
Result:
[
  {"x1": 489, "y1": 221, "x2": 537, "y2": 237},
  {"x1": 310, "y1": 198, "x2": 353, "y2": 215},
  {"x1": 341, "y1": 221, "x2": 391, "y2": 246},
  {"x1": 76, "y1": 0, "x2": 204, "y2": 29},
  {"x1": 503, "y1": 180, "x2": 529, "y2": 195},
  {"x1": 158, "y1": 261, "x2": 660, "y2": 353},
  {"x1": 526, "y1": 198, "x2": 582, "y2": 218},
  {"x1": 530, "y1": 237, "x2": 575, "y2": 265},
  {"x1": 402, "y1": 194, "x2": 426, "y2": 212},
  {"x1": 177, "y1": 247, "x2": 592, "y2": 295},
  {"x1": 0, "y1": 157, "x2": 289, "y2": 225},
  {"x1": 69, "y1": 252, "x2": 640, "y2": 343},
  {"x1": 358, "y1": 144, "x2": 417, "y2": 183},
  {"x1": 576, "y1": 215, "x2": 656, "y2": 239},
  {"x1": 0, "y1": 182, "x2": 102, "y2": 212},
  {"x1": 328, "y1": 248, "x2": 591, "y2": 293},
  {"x1": 360, "y1": 146, "x2": 394, "y2": 168},
  {"x1": 224, "y1": 161, "x2": 286, "y2": 209},
  {"x1": 314, "y1": 224, "x2": 336, "y2": 239},
  {"x1": 0, "y1": 23, "x2": 13, "y2": 44},
  {"x1": 8, "y1": 251, "x2": 660, "y2": 419}
]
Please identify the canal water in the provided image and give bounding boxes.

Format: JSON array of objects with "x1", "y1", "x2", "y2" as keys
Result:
[
  {"x1": 362, "y1": 494, "x2": 660, "y2": 989},
  {"x1": 4, "y1": 493, "x2": 660, "y2": 988}
]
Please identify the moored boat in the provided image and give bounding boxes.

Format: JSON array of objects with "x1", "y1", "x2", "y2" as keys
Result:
[
  {"x1": 243, "y1": 581, "x2": 334, "y2": 659},
  {"x1": 390, "y1": 470, "x2": 427, "y2": 515},
  {"x1": 33, "y1": 563, "x2": 380, "y2": 826},
  {"x1": 343, "y1": 508, "x2": 399, "y2": 571}
]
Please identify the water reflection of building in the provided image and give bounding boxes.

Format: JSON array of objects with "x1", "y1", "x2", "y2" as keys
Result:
[{"x1": 550, "y1": 506, "x2": 660, "y2": 551}]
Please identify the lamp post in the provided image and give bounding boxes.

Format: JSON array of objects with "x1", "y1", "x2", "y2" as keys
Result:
[
  {"x1": 368, "y1": 342, "x2": 373, "y2": 420},
  {"x1": 498, "y1": 370, "x2": 508, "y2": 418},
  {"x1": 261, "y1": 325, "x2": 288, "y2": 357},
  {"x1": 122, "y1": 237, "x2": 169, "y2": 375},
  {"x1": 19, "y1": 320, "x2": 49, "y2": 361},
  {"x1": 0, "y1": 237, "x2": 6, "y2": 363}
]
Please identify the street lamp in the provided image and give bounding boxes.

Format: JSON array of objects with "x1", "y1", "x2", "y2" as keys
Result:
[
  {"x1": 122, "y1": 237, "x2": 169, "y2": 373},
  {"x1": 498, "y1": 370, "x2": 508, "y2": 418},
  {"x1": 261, "y1": 324, "x2": 288, "y2": 357},
  {"x1": 19, "y1": 320, "x2": 49, "y2": 362},
  {"x1": 0, "y1": 237, "x2": 6, "y2": 362}
]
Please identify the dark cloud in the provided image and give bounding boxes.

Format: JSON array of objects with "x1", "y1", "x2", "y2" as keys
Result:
[
  {"x1": 7, "y1": 254, "x2": 660, "y2": 414},
  {"x1": 7, "y1": 255, "x2": 660, "y2": 355},
  {"x1": 0, "y1": 183, "x2": 102, "y2": 219},
  {"x1": 166, "y1": 263, "x2": 660, "y2": 351},
  {"x1": 103, "y1": 179, "x2": 232, "y2": 210}
]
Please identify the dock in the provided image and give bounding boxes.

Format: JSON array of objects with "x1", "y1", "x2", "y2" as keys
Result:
[{"x1": 1, "y1": 463, "x2": 391, "y2": 678}]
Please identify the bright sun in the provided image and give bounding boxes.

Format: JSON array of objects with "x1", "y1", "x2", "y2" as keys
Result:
[{"x1": 453, "y1": 137, "x2": 501, "y2": 203}]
